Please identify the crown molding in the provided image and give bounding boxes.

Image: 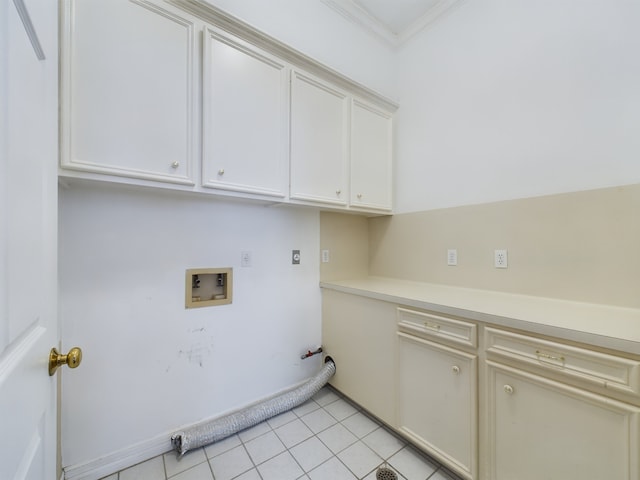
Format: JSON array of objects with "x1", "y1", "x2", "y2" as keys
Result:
[
  {"x1": 167, "y1": 0, "x2": 398, "y2": 112},
  {"x1": 321, "y1": 0, "x2": 463, "y2": 47}
]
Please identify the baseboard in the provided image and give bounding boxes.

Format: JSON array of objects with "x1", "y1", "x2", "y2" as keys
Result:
[
  {"x1": 62, "y1": 432, "x2": 173, "y2": 480},
  {"x1": 61, "y1": 377, "x2": 318, "y2": 479}
]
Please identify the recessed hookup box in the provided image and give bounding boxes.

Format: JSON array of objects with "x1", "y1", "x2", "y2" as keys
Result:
[{"x1": 185, "y1": 267, "x2": 232, "y2": 308}]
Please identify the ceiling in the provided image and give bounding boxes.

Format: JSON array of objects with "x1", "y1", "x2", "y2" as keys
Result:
[{"x1": 321, "y1": 0, "x2": 461, "y2": 46}]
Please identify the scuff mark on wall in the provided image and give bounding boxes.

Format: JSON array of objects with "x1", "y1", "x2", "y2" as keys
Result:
[
  {"x1": 178, "y1": 341, "x2": 213, "y2": 367},
  {"x1": 165, "y1": 327, "x2": 215, "y2": 371}
]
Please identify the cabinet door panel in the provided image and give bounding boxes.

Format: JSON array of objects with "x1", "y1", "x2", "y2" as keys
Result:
[
  {"x1": 397, "y1": 333, "x2": 477, "y2": 479},
  {"x1": 202, "y1": 28, "x2": 288, "y2": 197},
  {"x1": 290, "y1": 71, "x2": 348, "y2": 205},
  {"x1": 322, "y1": 290, "x2": 396, "y2": 425},
  {"x1": 61, "y1": 0, "x2": 196, "y2": 184},
  {"x1": 487, "y1": 362, "x2": 640, "y2": 480},
  {"x1": 351, "y1": 100, "x2": 393, "y2": 211}
]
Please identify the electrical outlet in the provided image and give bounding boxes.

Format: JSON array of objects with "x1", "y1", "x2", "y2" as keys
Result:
[
  {"x1": 447, "y1": 249, "x2": 457, "y2": 266},
  {"x1": 494, "y1": 249, "x2": 508, "y2": 268},
  {"x1": 240, "y1": 251, "x2": 252, "y2": 267},
  {"x1": 321, "y1": 250, "x2": 330, "y2": 263}
]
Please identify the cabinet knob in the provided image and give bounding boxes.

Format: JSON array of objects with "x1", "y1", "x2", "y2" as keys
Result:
[
  {"x1": 357, "y1": 193, "x2": 362, "y2": 200},
  {"x1": 336, "y1": 189, "x2": 341, "y2": 196},
  {"x1": 218, "y1": 169, "x2": 225, "y2": 175},
  {"x1": 452, "y1": 365, "x2": 460, "y2": 374},
  {"x1": 503, "y1": 384, "x2": 514, "y2": 395},
  {"x1": 171, "y1": 161, "x2": 180, "y2": 169}
]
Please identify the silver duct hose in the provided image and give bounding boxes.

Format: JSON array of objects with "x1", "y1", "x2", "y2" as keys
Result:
[{"x1": 171, "y1": 358, "x2": 336, "y2": 456}]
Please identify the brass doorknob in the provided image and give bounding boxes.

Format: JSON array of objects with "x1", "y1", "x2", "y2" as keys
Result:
[{"x1": 49, "y1": 347, "x2": 83, "y2": 376}]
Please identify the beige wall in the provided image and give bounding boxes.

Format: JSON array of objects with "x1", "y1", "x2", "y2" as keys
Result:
[
  {"x1": 320, "y1": 212, "x2": 369, "y2": 281},
  {"x1": 322, "y1": 184, "x2": 640, "y2": 309}
]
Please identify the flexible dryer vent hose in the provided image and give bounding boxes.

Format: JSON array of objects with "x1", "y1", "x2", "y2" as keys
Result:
[{"x1": 171, "y1": 358, "x2": 336, "y2": 456}]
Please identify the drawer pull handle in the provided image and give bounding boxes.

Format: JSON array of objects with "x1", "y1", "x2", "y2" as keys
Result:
[
  {"x1": 504, "y1": 384, "x2": 514, "y2": 394},
  {"x1": 423, "y1": 322, "x2": 440, "y2": 331},
  {"x1": 536, "y1": 350, "x2": 565, "y2": 364},
  {"x1": 171, "y1": 161, "x2": 180, "y2": 169},
  {"x1": 452, "y1": 365, "x2": 460, "y2": 374}
]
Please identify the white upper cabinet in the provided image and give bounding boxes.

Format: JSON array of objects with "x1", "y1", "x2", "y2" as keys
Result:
[
  {"x1": 202, "y1": 27, "x2": 289, "y2": 198},
  {"x1": 60, "y1": 0, "x2": 397, "y2": 213},
  {"x1": 350, "y1": 100, "x2": 393, "y2": 211},
  {"x1": 290, "y1": 71, "x2": 350, "y2": 206},
  {"x1": 60, "y1": 0, "x2": 197, "y2": 184}
]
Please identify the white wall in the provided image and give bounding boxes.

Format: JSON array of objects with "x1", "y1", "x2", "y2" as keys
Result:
[
  {"x1": 394, "y1": 0, "x2": 640, "y2": 213},
  {"x1": 59, "y1": 0, "x2": 640, "y2": 473},
  {"x1": 58, "y1": 2, "x2": 394, "y2": 473},
  {"x1": 59, "y1": 182, "x2": 322, "y2": 469},
  {"x1": 204, "y1": 0, "x2": 397, "y2": 100}
]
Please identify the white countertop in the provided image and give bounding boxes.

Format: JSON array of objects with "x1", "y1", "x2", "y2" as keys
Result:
[{"x1": 320, "y1": 276, "x2": 640, "y2": 355}]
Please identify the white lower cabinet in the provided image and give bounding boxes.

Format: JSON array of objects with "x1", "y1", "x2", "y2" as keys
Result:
[
  {"x1": 321, "y1": 290, "x2": 640, "y2": 480},
  {"x1": 397, "y1": 332, "x2": 478, "y2": 480},
  {"x1": 486, "y1": 361, "x2": 640, "y2": 480},
  {"x1": 321, "y1": 290, "x2": 396, "y2": 426}
]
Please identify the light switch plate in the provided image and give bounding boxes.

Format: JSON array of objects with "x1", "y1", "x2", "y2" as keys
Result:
[{"x1": 447, "y1": 249, "x2": 458, "y2": 266}]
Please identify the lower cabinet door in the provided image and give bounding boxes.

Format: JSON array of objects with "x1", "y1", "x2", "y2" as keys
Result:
[
  {"x1": 322, "y1": 291, "x2": 397, "y2": 426},
  {"x1": 397, "y1": 332, "x2": 477, "y2": 479},
  {"x1": 487, "y1": 361, "x2": 640, "y2": 480}
]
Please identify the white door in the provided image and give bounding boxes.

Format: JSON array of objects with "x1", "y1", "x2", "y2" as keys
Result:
[{"x1": 1, "y1": 1, "x2": 61, "y2": 479}]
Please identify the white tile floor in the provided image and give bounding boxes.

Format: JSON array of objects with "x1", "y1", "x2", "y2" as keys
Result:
[{"x1": 100, "y1": 386, "x2": 461, "y2": 480}]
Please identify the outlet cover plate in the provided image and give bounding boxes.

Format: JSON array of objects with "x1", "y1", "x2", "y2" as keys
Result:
[{"x1": 494, "y1": 249, "x2": 508, "y2": 268}]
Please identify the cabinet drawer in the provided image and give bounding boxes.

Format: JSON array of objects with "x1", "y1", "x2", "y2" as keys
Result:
[
  {"x1": 397, "y1": 308, "x2": 477, "y2": 349},
  {"x1": 485, "y1": 327, "x2": 640, "y2": 397}
]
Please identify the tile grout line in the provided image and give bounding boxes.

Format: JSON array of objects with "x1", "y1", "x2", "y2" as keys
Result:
[{"x1": 109, "y1": 386, "x2": 462, "y2": 480}]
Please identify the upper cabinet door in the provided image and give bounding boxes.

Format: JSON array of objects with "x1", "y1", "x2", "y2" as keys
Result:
[
  {"x1": 350, "y1": 99, "x2": 393, "y2": 212},
  {"x1": 290, "y1": 70, "x2": 349, "y2": 206},
  {"x1": 60, "y1": 0, "x2": 196, "y2": 184},
  {"x1": 202, "y1": 27, "x2": 289, "y2": 198}
]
